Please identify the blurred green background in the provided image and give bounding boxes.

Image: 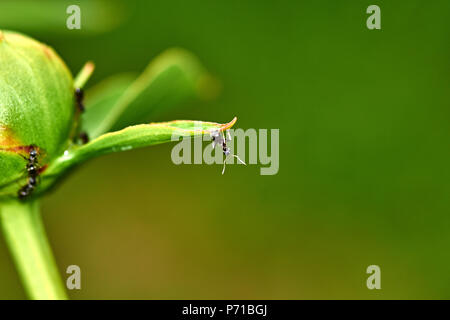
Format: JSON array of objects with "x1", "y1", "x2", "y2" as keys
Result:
[{"x1": 1, "y1": 0, "x2": 450, "y2": 299}]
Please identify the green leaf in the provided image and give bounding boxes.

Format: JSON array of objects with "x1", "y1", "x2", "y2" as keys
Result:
[
  {"x1": 47, "y1": 117, "x2": 236, "y2": 176},
  {"x1": 25, "y1": 117, "x2": 235, "y2": 198},
  {"x1": 82, "y1": 48, "x2": 219, "y2": 139},
  {"x1": 81, "y1": 73, "x2": 137, "y2": 136}
]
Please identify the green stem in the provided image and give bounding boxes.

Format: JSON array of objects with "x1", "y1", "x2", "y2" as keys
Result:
[{"x1": 0, "y1": 200, "x2": 67, "y2": 300}]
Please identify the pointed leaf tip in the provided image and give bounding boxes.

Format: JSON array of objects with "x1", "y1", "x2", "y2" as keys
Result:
[{"x1": 221, "y1": 116, "x2": 237, "y2": 131}]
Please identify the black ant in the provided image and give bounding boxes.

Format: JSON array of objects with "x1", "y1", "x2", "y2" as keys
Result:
[
  {"x1": 18, "y1": 146, "x2": 40, "y2": 199},
  {"x1": 75, "y1": 88, "x2": 89, "y2": 144},
  {"x1": 211, "y1": 130, "x2": 246, "y2": 174},
  {"x1": 75, "y1": 88, "x2": 85, "y2": 112}
]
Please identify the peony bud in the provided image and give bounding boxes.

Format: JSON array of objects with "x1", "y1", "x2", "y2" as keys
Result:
[{"x1": 0, "y1": 30, "x2": 76, "y2": 195}]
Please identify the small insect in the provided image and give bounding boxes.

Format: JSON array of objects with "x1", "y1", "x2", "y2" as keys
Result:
[
  {"x1": 18, "y1": 146, "x2": 41, "y2": 199},
  {"x1": 79, "y1": 131, "x2": 89, "y2": 144},
  {"x1": 75, "y1": 87, "x2": 85, "y2": 112},
  {"x1": 74, "y1": 88, "x2": 90, "y2": 144},
  {"x1": 211, "y1": 130, "x2": 246, "y2": 174}
]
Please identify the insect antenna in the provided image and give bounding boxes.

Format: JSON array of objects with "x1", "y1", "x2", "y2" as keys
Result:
[
  {"x1": 222, "y1": 154, "x2": 246, "y2": 175},
  {"x1": 221, "y1": 130, "x2": 246, "y2": 175}
]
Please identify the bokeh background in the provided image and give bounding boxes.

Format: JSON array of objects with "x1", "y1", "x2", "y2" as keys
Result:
[{"x1": 1, "y1": 0, "x2": 449, "y2": 299}]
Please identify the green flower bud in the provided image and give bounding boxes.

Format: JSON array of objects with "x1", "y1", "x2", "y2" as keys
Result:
[{"x1": 0, "y1": 30, "x2": 75, "y2": 194}]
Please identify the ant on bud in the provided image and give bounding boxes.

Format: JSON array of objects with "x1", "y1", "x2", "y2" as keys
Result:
[
  {"x1": 210, "y1": 130, "x2": 246, "y2": 174},
  {"x1": 75, "y1": 88, "x2": 90, "y2": 144},
  {"x1": 75, "y1": 88, "x2": 85, "y2": 112},
  {"x1": 18, "y1": 146, "x2": 41, "y2": 199}
]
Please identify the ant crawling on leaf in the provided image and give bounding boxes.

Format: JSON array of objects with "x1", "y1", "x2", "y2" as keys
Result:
[
  {"x1": 18, "y1": 145, "x2": 42, "y2": 199},
  {"x1": 211, "y1": 129, "x2": 246, "y2": 174}
]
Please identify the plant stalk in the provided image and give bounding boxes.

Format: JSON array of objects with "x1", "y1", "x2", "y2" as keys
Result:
[
  {"x1": 0, "y1": 200, "x2": 67, "y2": 300},
  {"x1": 74, "y1": 61, "x2": 95, "y2": 89}
]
